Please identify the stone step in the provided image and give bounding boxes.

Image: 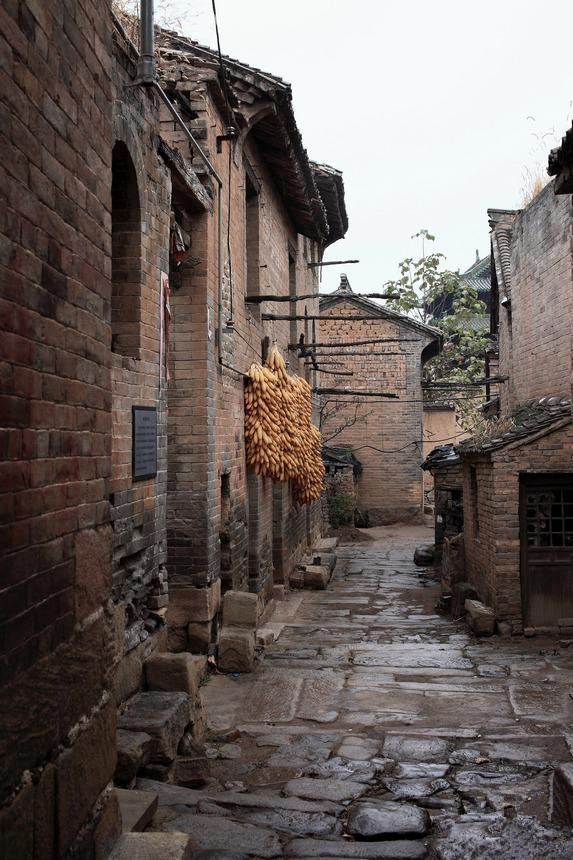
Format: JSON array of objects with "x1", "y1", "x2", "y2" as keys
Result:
[
  {"x1": 314, "y1": 537, "x2": 339, "y2": 552},
  {"x1": 109, "y1": 832, "x2": 193, "y2": 859},
  {"x1": 116, "y1": 787, "x2": 158, "y2": 832},
  {"x1": 116, "y1": 729, "x2": 154, "y2": 783},
  {"x1": 118, "y1": 692, "x2": 190, "y2": 763}
]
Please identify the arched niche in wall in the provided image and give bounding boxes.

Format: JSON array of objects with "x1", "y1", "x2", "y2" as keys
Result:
[{"x1": 111, "y1": 140, "x2": 143, "y2": 358}]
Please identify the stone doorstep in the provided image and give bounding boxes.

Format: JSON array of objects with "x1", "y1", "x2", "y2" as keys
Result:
[
  {"x1": 118, "y1": 692, "x2": 190, "y2": 763},
  {"x1": 109, "y1": 832, "x2": 193, "y2": 859},
  {"x1": 116, "y1": 788, "x2": 158, "y2": 833}
]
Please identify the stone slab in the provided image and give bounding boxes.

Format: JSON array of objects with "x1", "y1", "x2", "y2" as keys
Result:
[
  {"x1": 346, "y1": 800, "x2": 430, "y2": 838},
  {"x1": 552, "y1": 763, "x2": 573, "y2": 826},
  {"x1": 287, "y1": 838, "x2": 427, "y2": 858},
  {"x1": 109, "y1": 832, "x2": 193, "y2": 859},
  {"x1": 116, "y1": 730, "x2": 154, "y2": 783},
  {"x1": 383, "y1": 736, "x2": 450, "y2": 762},
  {"x1": 283, "y1": 778, "x2": 366, "y2": 803},
  {"x1": 160, "y1": 814, "x2": 282, "y2": 857},
  {"x1": 116, "y1": 788, "x2": 158, "y2": 833}
]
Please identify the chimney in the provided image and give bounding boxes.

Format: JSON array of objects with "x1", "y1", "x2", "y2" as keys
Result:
[{"x1": 338, "y1": 273, "x2": 352, "y2": 292}]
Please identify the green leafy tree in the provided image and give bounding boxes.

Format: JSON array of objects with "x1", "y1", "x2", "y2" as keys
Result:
[{"x1": 384, "y1": 231, "x2": 489, "y2": 431}]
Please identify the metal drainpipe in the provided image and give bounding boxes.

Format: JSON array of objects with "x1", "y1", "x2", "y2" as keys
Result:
[{"x1": 137, "y1": 0, "x2": 155, "y2": 84}]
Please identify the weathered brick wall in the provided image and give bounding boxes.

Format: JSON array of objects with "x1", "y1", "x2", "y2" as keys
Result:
[
  {"x1": 463, "y1": 419, "x2": 573, "y2": 629},
  {"x1": 320, "y1": 302, "x2": 433, "y2": 523},
  {"x1": 500, "y1": 183, "x2": 573, "y2": 413},
  {"x1": 0, "y1": 1, "x2": 119, "y2": 855},
  {"x1": 109, "y1": 36, "x2": 171, "y2": 694},
  {"x1": 158, "y1": 66, "x2": 325, "y2": 650}
]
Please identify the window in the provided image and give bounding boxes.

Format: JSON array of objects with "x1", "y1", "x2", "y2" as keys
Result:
[
  {"x1": 111, "y1": 142, "x2": 142, "y2": 357},
  {"x1": 245, "y1": 171, "x2": 259, "y2": 298},
  {"x1": 525, "y1": 486, "x2": 573, "y2": 548}
]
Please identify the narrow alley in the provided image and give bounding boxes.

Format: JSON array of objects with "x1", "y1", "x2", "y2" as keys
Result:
[{"x1": 134, "y1": 527, "x2": 573, "y2": 858}]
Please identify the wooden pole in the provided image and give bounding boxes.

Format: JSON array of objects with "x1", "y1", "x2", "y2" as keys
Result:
[{"x1": 314, "y1": 388, "x2": 399, "y2": 398}]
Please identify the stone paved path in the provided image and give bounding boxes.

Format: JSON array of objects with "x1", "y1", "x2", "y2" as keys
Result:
[{"x1": 141, "y1": 525, "x2": 573, "y2": 858}]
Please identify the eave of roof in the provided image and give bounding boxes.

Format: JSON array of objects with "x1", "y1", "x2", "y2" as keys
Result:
[
  {"x1": 157, "y1": 31, "x2": 329, "y2": 241},
  {"x1": 548, "y1": 122, "x2": 573, "y2": 177},
  {"x1": 311, "y1": 162, "x2": 348, "y2": 245},
  {"x1": 457, "y1": 395, "x2": 571, "y2": 455}
]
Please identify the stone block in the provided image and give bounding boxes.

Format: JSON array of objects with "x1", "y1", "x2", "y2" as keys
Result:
[
  {"x1": 0, "y1": 780, "x2": 34, "y2": 860},
  {"x1": 116, "y1": 730, "x2": 154, "y2": 784},
  {"x1": 314, "y1": 537, "x2": 338, "y2": 551},
  {"x1": 144, "y1": 653, "x2": 207, "y2": 699},
  {"x1": 167, "y1": 625, "x2": 188, "y2": 654},
  {"x1": 57, "y1": 698, "x2": 117, "y2": 855},
  {"x1": 256, "y1": 626, "x2": 276, "y2": 647},
  {"x1": 109, "y1": 832, "x2": 194, "y2": 860},
  {"x1": 139, "y1": 761, "x2": 174, "y2": 783},
  {"x1": 346, "y1": 800, "x2": 430, "y2": 838},
  {"x1": 74, "y1": 525, "x2": 112, "y2": 622},
  {"x1": 465, "y1": 599, "x2": 495, "y2": 636},
  {"x1": 497, "y1": 621, "x2": 512, "y2": 638},
  {"x1": 118, "y1": 692, "x2": 189, "y2": 763},
  {"x1": 218, "y1": 627, "x2": 255, "y2": 673},
  {"x1": 303, "y1": 565, "x2": 330, "y2": 589},
  {"x1": 187, "y1": 621, "x2": 212, "y2": 654},
  {"x1": 222, "y1": 591, "x2": 258, "y2": 629},
  {"x1": 34, "y1": 763, "x2": 56, "y2": 860},
  {"x1": 553, "y1": 763, "x2": 573, "y2": 826},
  {"x1": 169, "y1": 581, "x2": 221, "y2": 626},
  {"x1": 172, "y1": 757, "x2": 210, "y2": 788},
  {"x1": 414, "y1": 544, "x2": 434, "y2": 566},
  {"x1": 273, "y1": 585, "x2": 286, "y2": 600},
  {"x1": 94, "y1": 788, "x2": 122, "y2": 860},
  {"x1": 451, "y1": 581, "x2": 478, "y2": 618}
]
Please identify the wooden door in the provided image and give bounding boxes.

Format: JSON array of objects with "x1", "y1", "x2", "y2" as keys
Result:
[{"x1": 520, "y1": 475, "x2": 573, "y2": 627}]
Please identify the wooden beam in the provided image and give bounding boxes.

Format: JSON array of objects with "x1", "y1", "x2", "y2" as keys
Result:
[
  {"x1": 311, "y1": 368, "x2": 354, "y2": 376},
  {"x1": 264, "y1": 314, "x2": 405, "y2": 322},
  {"x1": 307, "y1": 351, "x2": 407, "y2": 357},
  {"x1": 246, "y1": 292, "x2": 398, "y2": 303},
  {"x1": 289, "y1": 338, "x2": 419, "y2": 348},
  {"x1": 314, "y1": 388, "x2": 399, "y2": 398},
  {"x1": 306, "y1": 259, "x2": 359, "y2": 267}
]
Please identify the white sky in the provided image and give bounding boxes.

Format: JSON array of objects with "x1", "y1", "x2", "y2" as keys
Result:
[{"x1": 167, "y1": 0, "x2": 573, "y2": 291}]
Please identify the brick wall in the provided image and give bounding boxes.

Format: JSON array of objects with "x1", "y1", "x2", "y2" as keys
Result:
[
  {"x1": 158, "y1": 62, "x2": 326, "y2": 651},
  {"x1": 499, "y1": 183, "x2": 573, "y2": 413},
  {"x1": 319, "y1": 300, "x2": 434, "y2": 524},
  {"x1": 0, "y1": 1, "x2": 119, "y2": 855},
  {"x1": 463, "y1": 420, "x2": 573, "y2": 629}
]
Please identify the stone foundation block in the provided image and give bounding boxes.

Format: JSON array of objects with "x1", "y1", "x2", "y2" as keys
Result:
[
  {"x1": 414, "y1": 544, "x2": 435, "y2": 566},
  {"x1": 144, "y1": 653, "x2": 207, "y2": 699},
  {"x1": 451, "y1": 581, "x2": 478, "y2": 618},
  {"x1": 553, "y1": 763, "x2": 573, "y2": 826},
  {"x1": 314, "y1": 537, "x2": 338, "y2": 551},
  {"x1": 118, "y1": 692, "x2": 189, "y2": 763},
  {"x1": 222, "y1": 590, "x2": 258, "y2": 629},
  {"x1": 0, "y1": 780, "x2": 34, "y2": 860},
  {"x1": 116, "y1": 730, "x2": 154, "y2": 784},
  {"x1": 57, "y1": 698, "x2": 117, "y2": 855},
  {"x1": 168, "y1": 581, "x2": 221, "y2": 626},
  {"x1": 303, "y1": 565, "x2": 331, "y2": 589},
  {"x1": 110, "y1": 832, "x2": 193, "y2": 859},
  {"x1": 465, "y1": 599, "x2": 495, "y2": 636},
  {"x1": 187, "y1": 621, "x2": 212, "y2": 654},
  {"x1": 218, "y1": 627, "x2": 255, "y2": 673}
]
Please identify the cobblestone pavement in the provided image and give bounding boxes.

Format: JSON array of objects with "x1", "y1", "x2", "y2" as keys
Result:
[{"x1": 141, "y1": 525, "x2": 573, "y2": 858}]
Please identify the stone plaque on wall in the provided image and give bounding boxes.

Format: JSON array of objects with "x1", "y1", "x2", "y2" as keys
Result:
[{"x1": 132, "y1": 406, "x2": 157, "y2": 481}]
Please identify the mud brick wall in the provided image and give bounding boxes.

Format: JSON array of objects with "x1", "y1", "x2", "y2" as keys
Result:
[
  {"x1": 0, "y1": 1, "x2": 120, "y2": 856},
  {"x1": 500, "y1": 183, "x2": 573, "y2": 413},
  {"x1": 158, "y1": 63, "x2": 325, "y2": 651},
  {"x1": 463, "y1": 420, "x2": 573, "y2": 629},
  {"x1": 109, "y1": 40, "x2": 170, "y2": 674},
  {"x1": 319, "y1": 302, "x2": 432, "y2": 524}
]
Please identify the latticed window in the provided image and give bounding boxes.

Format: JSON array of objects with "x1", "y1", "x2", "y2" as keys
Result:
[{"x1": 525, "y1": 487, "x2": 573, "y2": 547}]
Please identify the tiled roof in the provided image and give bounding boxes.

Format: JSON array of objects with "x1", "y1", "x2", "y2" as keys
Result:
[
  {"x1": 157, "y1": 31, "x2": 330, "y2": 241},
  {"x1": 421, "y1": 444, "x2": 460, "y2": 471},
  {"x1": 457, "y1": 395, "x2": 571, "y2": 454},
  {"x1": 461, "y1": 255, "x2": 491, "y2": 295},
  {"x1": 548, "y1": 122, "x2": 573, "y2": 177},
  {"x1": 310, "y1": 162, "x2": 348, "y2": 246}
]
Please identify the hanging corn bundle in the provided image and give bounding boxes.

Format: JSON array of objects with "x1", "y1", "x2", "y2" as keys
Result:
[{"x1": 244, "y1": 346, "x2": 325, "y2": 502}]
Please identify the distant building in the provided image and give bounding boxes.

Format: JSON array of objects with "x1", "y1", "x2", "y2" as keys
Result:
[{"x1": 319, "y1": 275, "x2": 440, "y2": 524}]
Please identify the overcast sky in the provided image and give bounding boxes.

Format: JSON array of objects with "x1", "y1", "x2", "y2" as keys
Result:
[{"x1": 167, "y1": 0, "x2": 573, "y2": 292}]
